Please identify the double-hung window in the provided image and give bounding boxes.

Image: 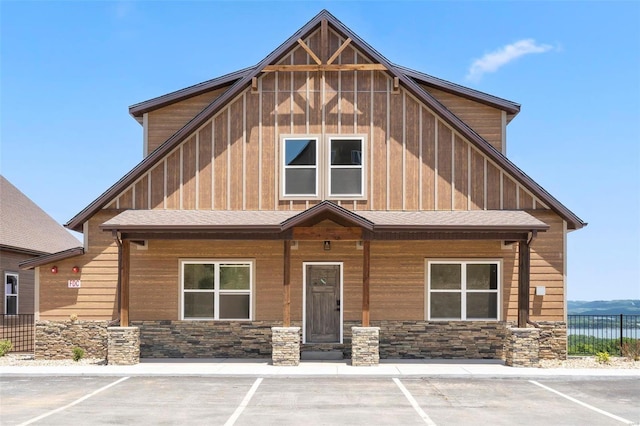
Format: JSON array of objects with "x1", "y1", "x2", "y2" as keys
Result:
[
  {"x1": 181, "y1": 261, "x2": 252, "y2": 320},
  {"x1": 281, "y1": 135, "x2": 365, "y2": 199},
  {"x1": 329, "y1": 137, "x2": 363, "y2": 197},
  {"x1": 427, "y1": 261, "x2": 499, "y2": 320},
  {"x1": 282, "y1": 138, "x2": 318, "y2": 197},
  {"x1": 5, "y1": 272, "x2": 18, "y2": 315}
]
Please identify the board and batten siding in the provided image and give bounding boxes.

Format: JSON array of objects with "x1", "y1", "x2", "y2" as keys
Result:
[{"x1": 108, "y1": 28, "x2": 544, "y2": 215}]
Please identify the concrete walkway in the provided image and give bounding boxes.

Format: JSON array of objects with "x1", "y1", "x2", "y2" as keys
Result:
[{"x1": 2, "y1": 359, "x2": 639, "y2": 378}]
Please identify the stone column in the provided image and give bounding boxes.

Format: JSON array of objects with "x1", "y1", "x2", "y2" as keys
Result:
[
  {"x1": 271, "y1": 327, "x2": 300, "y2": 366},
  {"x1": 504, "y1": 327, "x2": 539, "y2": 367},
  {"x1": 351, "y1": 326, "x2": 380, "y2": 366},
  {"x1": 107, "y1": 326, "x2": 140, "y2": 365}
]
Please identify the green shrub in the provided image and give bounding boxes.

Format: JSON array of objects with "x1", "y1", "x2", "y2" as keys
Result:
[
  {"x1": 621, "y1": 340, "x2": 640, "y2": 361},
  {"x1": 0, "y1": 339, "x2": 12, "y2": 356},
  {"x1": 72, "y1": 347, "x2": 85, "y2": 362},
  {"x1": 595, "y1": 351, "x2": 610, "y2": 364}
]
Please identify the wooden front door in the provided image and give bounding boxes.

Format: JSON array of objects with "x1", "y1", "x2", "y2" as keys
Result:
[{"x1": 305, "y1": 263, "x2": 341, "y2": 343}]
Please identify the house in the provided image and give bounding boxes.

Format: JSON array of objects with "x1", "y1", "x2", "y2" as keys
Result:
[
  {"x1": 21, "y1": 10, "x2": 585, "y2": 366},
  {"x1": 1, "y1": 176, "x2": 80, "y2": 350}
]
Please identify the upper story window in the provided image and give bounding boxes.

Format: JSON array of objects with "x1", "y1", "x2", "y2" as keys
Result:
[
  {"x1": 281, "y1": 135, "x2": 366, "y2": 200},
  {"x1": 426, "y1": 260, "x2": 500, "y2": 321},
  {"x1": 329, "y1": 138, "x2": 363, "y2": 197},
  {"x1": 283, "y1": 138, "x2": 318, "y2": 197}
]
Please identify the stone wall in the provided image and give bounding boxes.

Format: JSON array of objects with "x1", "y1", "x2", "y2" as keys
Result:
[
  {"x1": 271, "y1": 327, "x2": 301, "y2": 366},
  {"x1": 131, "y1": 321, "x2": 276, "y2": 358},
  {"x1": 35, "y1": 320, "x2": 109, "y2": 360},
  {"x1": 375, "y1": 320, "x2": 507, "y2": 359},
  {"x1": 351, "y1": 327, "x2": 379, "y2": 366},
  {"x1": 538, "y1": 321, "x2": 567, "y2": 360},
  {"x1": 107, "y1": 327, "x2": 140, "y2": 365},
  {"x1": 505, "y1": 327, "x2": 540, "y2": 367}
]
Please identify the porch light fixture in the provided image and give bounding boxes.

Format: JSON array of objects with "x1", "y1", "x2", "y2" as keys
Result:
[
  {"x1": 72, "y1": 266, "x2": 81, "y2": 274},
  {"x1": 323, "y1": 241, "x2": 331, "y2": 251},
  {"x1": 51, "y1": 266, "x2": 58, "y2": 274}
]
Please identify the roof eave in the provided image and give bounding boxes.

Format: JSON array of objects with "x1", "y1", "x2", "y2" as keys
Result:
[{"x1": 19, "y1": 247, "x2": 84, "y2": 270}]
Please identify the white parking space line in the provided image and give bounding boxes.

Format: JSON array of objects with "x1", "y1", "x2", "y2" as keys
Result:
[
  {"x1": 17, "y1": 376, "x2": 130, "y2": 426},
  {"x1": 529, "y1": 380, "x2": 635, "y2": 425},
  {"x1": 224, "y1": 377, "x2": 263, "y2": 426},
  {"x1": 393, "y1": 378, "x2": 437, "y2": 426}
]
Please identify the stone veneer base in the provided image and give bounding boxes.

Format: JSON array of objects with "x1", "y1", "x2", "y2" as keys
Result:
[
  {"x1": 505, "y1": 327, "x2": 540, "y2": 367},
  {"x1": 351, "y1": 327, "x2": 380, "y2": 366},
  {"x1": 271, "y1": 327, "x2": 301, "y2": 366},
  {"x1": 107, "y1": 327, "x2": 140, "y2": 365},
  {"x1": 35, "y1": 320, "x2": 109, "y2": 360}
]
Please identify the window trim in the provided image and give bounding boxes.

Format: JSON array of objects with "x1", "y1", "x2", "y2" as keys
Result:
[
  {"x1": 4, "y1": 271, "x2": 19, "y2": 315},
  {"x1": 179, "y1": 259, "x2": 254, "y2": 321},
  {"x1": 425, "y1": 259, "x2": 501, "y2": 321},
  {"x1": 280, "y1": 135, "x2": 321, "y2": 200},
  {"x1": 279, "y1": 134, "x2": 368, "y2": 201},
  {"x1": 326, "y1": 135, "x2": 367, "y2": 200}
]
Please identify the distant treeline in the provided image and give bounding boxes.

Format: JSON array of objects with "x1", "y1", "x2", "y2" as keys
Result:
[{"x1": 568, "y1": 299, "x2": 640, "y2": 315}]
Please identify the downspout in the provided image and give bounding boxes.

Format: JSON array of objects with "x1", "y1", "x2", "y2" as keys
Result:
[{"x1": 110, "y1": 231, "x2": 122, "y2": 326}]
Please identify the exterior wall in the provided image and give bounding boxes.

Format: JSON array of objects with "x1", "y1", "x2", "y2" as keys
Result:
[
  {"x1": 132, "y1": 320, "x2": 274, "y2": 358},
  {"x1": 35, "y1": 320, "x2": 109, "y2": 359},
  {"x1": 421, "y1": 86, "x2": 504, "y2": 153},
  {"x1": 109, "y1": 28, "x2": 543, "y2": 215},
  {"x1": 146, "y1": 88, "x2": 227, "y2": 155},
  {"x1": 38, "y1": 210, "x2": 120, "y2": 320},
  {"x1": 1, "y1": 249, "x2": 36, "y2": 315}
]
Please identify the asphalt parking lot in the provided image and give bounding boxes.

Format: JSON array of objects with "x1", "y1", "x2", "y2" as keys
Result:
[{"x1": 1, "y1": 377, "x2": 638, "y2": 425}]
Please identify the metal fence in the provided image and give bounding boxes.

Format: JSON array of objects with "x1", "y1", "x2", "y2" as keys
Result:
[
  {"x1": 0, "y1": 314, "x2": 34, "y2": 353},
  {"x1": 568, "y1": 314, "x2": 640, "y2": 355}
]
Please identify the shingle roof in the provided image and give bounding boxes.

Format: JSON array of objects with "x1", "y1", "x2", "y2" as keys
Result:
[
  {"x1": 100, "y1": 207, "x2": 548, "y2": 233},
  {"x1": 0, "y1": 176, "x2": 81, "y2": 255}
]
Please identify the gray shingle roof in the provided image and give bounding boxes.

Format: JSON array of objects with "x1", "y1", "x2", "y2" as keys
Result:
[
  {"x1": 100, "y1": 208, "x2": 548, "y2": 232},
  {"x1": 0, "y1": 176, "x2": 81, "y2": 254}
]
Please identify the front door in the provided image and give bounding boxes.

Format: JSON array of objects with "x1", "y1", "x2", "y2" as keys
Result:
[{"x1": 305, "y1": 263, "x2": 341, "y2": 343}]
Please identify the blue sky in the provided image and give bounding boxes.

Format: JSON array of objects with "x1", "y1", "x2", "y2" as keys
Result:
[{"x1": 1, "y1": 1, "x2": 638, "y2": 301}]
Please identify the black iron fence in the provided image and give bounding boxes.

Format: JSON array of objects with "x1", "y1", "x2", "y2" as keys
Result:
[
  {"x1": 568, "y1": 314, "x2": 640, "y2": 355},
  {"x1": 0, "y1": 314, "x2": 34, "y2": 353}
]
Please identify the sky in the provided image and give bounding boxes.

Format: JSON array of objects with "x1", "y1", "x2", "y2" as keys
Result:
[{"x1": 1, "y1": 1, "x2": 638, "y2": 302}]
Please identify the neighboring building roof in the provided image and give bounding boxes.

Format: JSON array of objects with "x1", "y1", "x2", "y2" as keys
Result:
[
  {"x1": 100, "y1": 204, "x2": 548, "y2": 234},
  {"x1": 65, "y1": 9, "x2": 586, "y2": 232},
  {"x1": 0, "y1": 175, "x2": 81, "y2": 255}
]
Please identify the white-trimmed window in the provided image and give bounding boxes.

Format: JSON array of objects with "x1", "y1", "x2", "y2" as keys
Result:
[
  {"x1": 427, "y1": 260, "x2": 500, "y2": 320},
  {"x1": 181, "y1": 261, "x2": 252, "y2": 320},
  {"x1": 282, "y1": 137, "x2": 318, "y2": 197},
  {"x1": 329, "y1": 137, "x2": 364, "y2": 197},
  {"x1": 5, "y1": 272, "x2": 18, "y2": 315}
]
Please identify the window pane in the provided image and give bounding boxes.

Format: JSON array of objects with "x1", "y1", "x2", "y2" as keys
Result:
[
  {"x1": 285, "y1": 139, "x2": 316, "y2": 165},
  {"x1": 285, "y1": 168, "x2": 316, "y2": 195},
  {"x1": 431, "y1": 264, "x2": 461, "y2": 289},
  {"x1": 467, "y1": 293, "x2": 498, "y2": 319},
  {"x1": 220, "y1": 265, "x2": 250, "y2": 290},
  {"x1": 331, "y1": 139, "x2": 362, "y2": 165},
  {"x1": 467, "y1": 264, "x2": 498, "y2": 290},
  {"x1": 430, "y1": 293, "x2": 461, "y2": 319},
  {"x1": 184, "y1": 264, "x2": 214, "y2": 289},
  {"x1": 331, "y1": 168, "x2": 362, "y2": 195},
  {"x1": 6, "y1": 275, "x2": 17, "y2": 295},
  {"x1": 184, "y1": 292, "x2": 214, "y2": 318},
  {"x1": 220, "y1": 294, "x2": 250, "y2": 319}
]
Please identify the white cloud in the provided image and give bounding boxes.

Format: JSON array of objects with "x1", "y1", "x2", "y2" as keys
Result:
[{"x1": 466, "y1": 39, "x2": 554, "y2": 81}]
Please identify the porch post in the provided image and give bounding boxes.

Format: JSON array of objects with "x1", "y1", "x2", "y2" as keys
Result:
[
  {"x1": 362, "y1": 240, "x2": 370, "y2": 327},
  {"x1": 120, "y1": 239, "x2": 130, "y2": 327},
  {"x1": 283, "y1": 240, "x2": 291, "y2": 327},
  {"x1": 518, "y1": 239, "x2": 530, "y2": 328}
]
